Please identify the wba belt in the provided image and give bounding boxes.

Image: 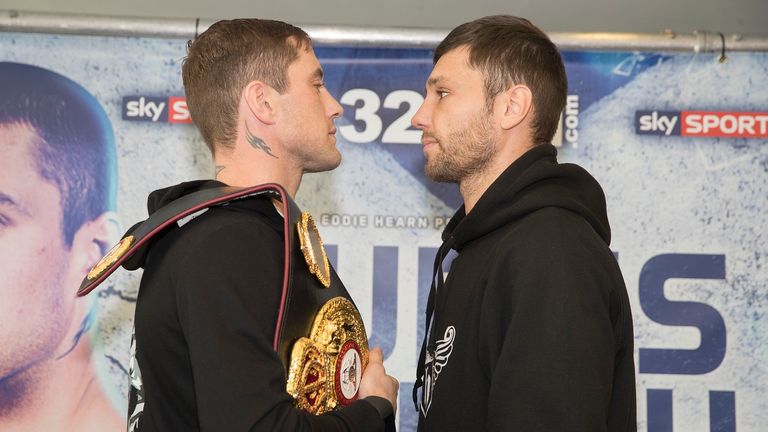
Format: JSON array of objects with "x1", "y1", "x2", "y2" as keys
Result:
[{"x1": 78, "y1": 183, "x2": 369, "y2": 414}]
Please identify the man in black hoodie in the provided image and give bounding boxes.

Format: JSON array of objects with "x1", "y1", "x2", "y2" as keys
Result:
[
  {"x1": 124, "y1": 19, "x2": 398, "y2": 431},
  {"x1": 410, "y1": 16, "x2": 636, "y2": 431}
]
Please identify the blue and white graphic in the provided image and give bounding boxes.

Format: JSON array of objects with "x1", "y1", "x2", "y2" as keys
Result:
[{"x1": 0, "y1": 31, "x2": 765, "y2": 431}]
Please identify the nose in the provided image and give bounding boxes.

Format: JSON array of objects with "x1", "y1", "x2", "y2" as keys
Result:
[
  {"x1": 325, "y1": 88, "x2": 344, "y2": 119},
  {"x1": 411, "y1": 98, "x2": 430, "y2": 130}
]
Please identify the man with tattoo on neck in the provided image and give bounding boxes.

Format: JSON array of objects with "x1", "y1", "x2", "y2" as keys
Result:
[{"x1": 121, "y1": 19, "x2": 398, "y2": 431}]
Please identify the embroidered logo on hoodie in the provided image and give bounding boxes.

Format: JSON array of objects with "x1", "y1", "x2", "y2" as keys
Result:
[{"x1": 420, "y1": 326, "x2": 456, "y2": 416}]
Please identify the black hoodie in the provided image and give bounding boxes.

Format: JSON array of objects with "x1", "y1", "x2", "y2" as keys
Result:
[
  {"x1": 128, "y1": 180, "x2": 391, "y2": 432},
  {"x1": 416, "y1": 145, "x2": 636, "y2": 431}
]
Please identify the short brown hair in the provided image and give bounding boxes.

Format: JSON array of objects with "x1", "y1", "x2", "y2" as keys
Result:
[
  {"x1": 182, "y1": 19, "x2": 311, "y2": 154},
  {"x1": 435, "y1": 15, "x2": 567, "y2": 144}
]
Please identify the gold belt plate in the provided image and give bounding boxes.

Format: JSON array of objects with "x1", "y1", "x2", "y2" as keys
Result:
[
  {"x1": 286, "y1": 297, "x2": 369, "y2": 414},
  {"x1": 86, "y1": 235, "x2": 134, "y2": 281},
  {"x1": 297, "y1": 212, "x2": 331, "y2": 288}
]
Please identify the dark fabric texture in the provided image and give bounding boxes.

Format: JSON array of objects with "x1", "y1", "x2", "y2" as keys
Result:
[
  {"x1": 416, "y1": 144, "x2": 637, "y2": 431},
  {"x1": 130, "y1": 180, "x2": 389, "y2": 431}
]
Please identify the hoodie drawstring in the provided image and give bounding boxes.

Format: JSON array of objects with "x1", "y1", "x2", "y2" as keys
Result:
[{"x1": 413, "y1": 236, "x2": 454, "y2": 412}]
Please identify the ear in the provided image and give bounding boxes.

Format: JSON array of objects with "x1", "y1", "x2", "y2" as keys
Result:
[
  {"x1": 243, "y1": 80, "x2": 278, "y2": 125},
  {"x1": 497, "y1": 84, "x2": 533, "y2": 130},
  {"x1": 57, "y1": 214, "x2": 119, "y2": 357},
  {"x1": 68, "y1": 211, "x2": 121, "y2": 280}
]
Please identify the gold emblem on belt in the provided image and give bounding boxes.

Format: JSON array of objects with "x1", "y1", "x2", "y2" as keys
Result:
[
  {"x1": 286, "y1": 297, "x2": 369, "y2": 414},
  {"x1": 86, "y1": 235, "x2": 134, "y2": 281},
  {"x1": 297, "y1": 212, "x2": 331, "y2": 288}
]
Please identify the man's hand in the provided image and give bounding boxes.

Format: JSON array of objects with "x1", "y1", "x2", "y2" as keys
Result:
[{"x1": 359, "y1": 347, "x2": 399, "y2": 415}]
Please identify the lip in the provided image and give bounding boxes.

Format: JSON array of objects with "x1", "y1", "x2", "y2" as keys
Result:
[
  {"x1": 329, "y1": 128, "x2": 337, "y2": 135},
  {"x1": 421, "y1": 138, "x2": 438, "y2": 148}
]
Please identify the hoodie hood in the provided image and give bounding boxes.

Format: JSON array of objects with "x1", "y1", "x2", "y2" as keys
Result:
[
  {"x1": 121, "y1": 180, "x2": 226, "y2": 270},
  {"x1": 146, "y1": 180, "x2": 226, "y2": 214},
  {"x1": 444, "y1": 144, "x2": 611, "y2": 250}
]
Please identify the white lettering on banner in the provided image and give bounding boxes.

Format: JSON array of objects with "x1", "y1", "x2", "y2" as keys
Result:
[
  {"x1": 340, "y1": 89, "x2": 382, "y2": 143},
  {"x1": 319, "y1": 213, "x2": 449, "y2": 229},
  {"x1": 125, "y1": 97, "x2": 166, "y2": 122},
  {"x1": 320, "y1": 213, "x2": 369, "y2": 228},
  {"x1": 381, "y1": 90, "x2": 423, "y2": 144},
  {"x1": 684, "y1": 112, "x2": 768, "y2": 136},
  {"x1": 169, "y1": 99, "x2": 191, "y2": 123},
  {"x1": 339, "y1": 88, "x2": 424, "y2": 144},
  {"x1": 552, "y1": 113, "x2": 564, "y2": 147},
  {"x1": 564, "y1": 95, "x2": 580, "y2": 148},
  {"x1": 433, "y1": 216, "x2": 451, "y2": 230},
  {"x1": 552, "y1": 94, "x2": 579, "y2": 148},
  {"x1": 373, "y1": 215, "x2": 430, "y2": 229},
  {"x1": 638, "y1": 111, "x2": 679, "y2": 136}
]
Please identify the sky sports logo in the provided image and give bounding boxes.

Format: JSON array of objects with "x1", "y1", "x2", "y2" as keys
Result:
[
  {"x1": 122, "y1": 96, "x2": 192, "y2": 123},
  {"x1": 635, "y1": 110, "x2": 768, "y2": 138}
]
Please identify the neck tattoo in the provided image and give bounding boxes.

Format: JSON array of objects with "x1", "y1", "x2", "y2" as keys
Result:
[{"x1": 246, "y1": 126, "x2": 278, "y2": 158}]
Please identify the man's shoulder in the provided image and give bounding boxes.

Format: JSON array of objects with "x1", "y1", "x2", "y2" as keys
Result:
[
  {"x1": 147, "y1": 197, "x2": 284, "y2": 269},
  {"x1": 501, "y1": 206, "x2": 605, "y2": 250},
  {"x1": 481, "y1": 206, "x2": 616, "y2": 279},
  {"x1": 138, "y1": 198, "x2": 287, "y2": 305},
  {"x1": 178, "y1": 195, "x2": 281, "y2": 237}
]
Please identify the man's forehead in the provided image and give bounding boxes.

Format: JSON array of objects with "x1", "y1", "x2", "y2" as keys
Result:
[
  {"x1": 427, "y1": 46, "x2": 475, "y2": 86},
  {"x1": 292, "y1": 47, "x2": 322, "y2": 74},
  {"x1": 0, "y1": 122, "x2": 56, "y2": 189},
  {"x1": 0, "y1": 124, "x2": 51, "y2": 217},
  {"x1": 0, "y1": 122, "x2": 42, "y2": 155}
]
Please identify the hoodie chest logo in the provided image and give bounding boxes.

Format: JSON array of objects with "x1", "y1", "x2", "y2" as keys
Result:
[{"x1": 421, "y1": 325, "x2": 456, "y2": 416}]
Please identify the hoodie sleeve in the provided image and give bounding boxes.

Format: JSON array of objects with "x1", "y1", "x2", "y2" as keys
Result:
[
  {"x1": 174, "y1": 218, "x2": 389, "y2": 432},
  {"x1": 478, "y1": 208, "x2": 622, "y2": 432}
]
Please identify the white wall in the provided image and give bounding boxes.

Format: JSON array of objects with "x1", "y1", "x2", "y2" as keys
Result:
[{"x1": 0, "y1": 0, "x2": 766, "y2": 35}]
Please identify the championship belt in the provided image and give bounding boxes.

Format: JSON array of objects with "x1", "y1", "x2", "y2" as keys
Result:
[
  {"x1": 280, "y1": 206, "x2": 369, "y2": 414},
  {"x1": 78, "y1": 183, "x2": 369, "y2": 414}
]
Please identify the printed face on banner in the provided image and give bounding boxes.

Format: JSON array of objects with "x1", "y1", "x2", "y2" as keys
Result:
[
  {"x1": 276, "y1": 47, "x2": 344, "y2": 174},
  {"x1": 0, "y1": 123, "x2": 79, "y2": 385},
  {"x1": 411, "y1": 46, "x2": 496, "y2": 184},
  {"x1": 0, "y1": 61, "x2": 122, "y2": 430}
]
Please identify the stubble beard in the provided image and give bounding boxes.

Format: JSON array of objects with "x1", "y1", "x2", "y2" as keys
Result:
[
  {"x1": 302, "y1": 143, "x2": 341, "y2": 174},
  {"x1": 424, "y1": 112, "x2": 496, "y2": 184}
]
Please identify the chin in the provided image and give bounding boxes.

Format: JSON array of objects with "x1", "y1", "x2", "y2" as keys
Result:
[
  {"x1": 327, "y1": 149, "x2": 342, "y2": 169},
  {"x1": 424, "y1": 162, "x2": 459, "y2": 184},
  {"x1": 325, "y1": 157, "x2": 342, "y2": 171},
  {"x1": 307, "y1": 154, "x2": 342, "y2": 173}
]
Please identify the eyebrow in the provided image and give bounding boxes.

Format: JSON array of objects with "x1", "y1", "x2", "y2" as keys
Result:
[
  {"x1": 426, "y1": 75, "x2": 444, "y2": 87},
  {"x1": 311, "y1": 68, "x2": 324, "y2": 80},
  {"x1": 0, "y1": 191, "x2": 31, "y2": 216}
]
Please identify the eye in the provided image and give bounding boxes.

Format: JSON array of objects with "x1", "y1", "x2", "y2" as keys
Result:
[{"x1": 437, "y1": 90, "x2": 449, "y2": 99}]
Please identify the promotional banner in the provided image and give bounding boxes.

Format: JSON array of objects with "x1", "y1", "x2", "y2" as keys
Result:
[{"x1": 0, "y1": 31, "x2": 765, "y2": 431}]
